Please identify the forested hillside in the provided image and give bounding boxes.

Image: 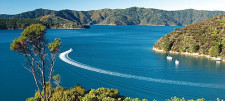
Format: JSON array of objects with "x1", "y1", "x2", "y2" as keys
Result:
[
  {"x1": 0, "y1": 18, "x2": 90, "y2": 29},
  {"x1": 1, "y1": 7, "x2": 225, "y2": 26},
  {"x1": 153, "y1": 15, "x2": 225, "y2": 59}
]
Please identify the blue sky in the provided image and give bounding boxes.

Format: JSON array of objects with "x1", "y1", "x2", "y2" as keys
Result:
[{"x1": 1, "y1": 0, "x2": 225, "y2": 14}]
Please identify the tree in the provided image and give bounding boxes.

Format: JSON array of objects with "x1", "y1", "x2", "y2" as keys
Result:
[
  {"x1": 221, "y1": 38, "x2": 225, "y2": 56},
  {"x1": 222, "y1": 38, "x2": 225, "y2": 48},
  {"x1": 161, "y1": 35, "x2": 172, "y2": 52},
  {"x1": 191, "y1": 44, "x2": 200, "y2": 53},
  {"x1": 209, "y1": 45, "x2": 220, "y2": 57},
  {"x1": 10, "y1": 24, "x2": 61, "y2": 101}
]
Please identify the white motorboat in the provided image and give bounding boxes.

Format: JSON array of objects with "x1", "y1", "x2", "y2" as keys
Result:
[
  {"x1": 167, "y1": 55, "x2": 173, "y2": 60},
  {"x1": 69, "y1": 48, "x2": 73, "y2": 52},
  {"x1": 213, "y1": 57, "x2": 222, "y2": 61},
  {"x1": 175, "y1": 59, "x2": 179, "y2": 65}
]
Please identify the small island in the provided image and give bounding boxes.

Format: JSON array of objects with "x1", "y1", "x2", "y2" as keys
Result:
[{"x1": 153, "y1": 15, "x2": 225, "y2": 62}]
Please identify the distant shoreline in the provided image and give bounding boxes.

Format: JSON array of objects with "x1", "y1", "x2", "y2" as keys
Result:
[
  {"x1": 92, "y1": 24, "x2": 183, "y2": 26},
  {"x1": 0, "y1": 28, "x2": 89, "y2": 30},
  {"x1": 152, "y1": 47, "x2": 225, "y2": 62},
  {"x1": 49, "y1": 28, "x2": 88, "y2": 29}
]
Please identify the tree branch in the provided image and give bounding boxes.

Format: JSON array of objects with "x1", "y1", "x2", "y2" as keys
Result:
[
  {"x1": 24, "y1": 52, "x2": 44, "y2": 99},
  {"x1": 47, "y1": 53, "x2": 56, "y2": 100}
]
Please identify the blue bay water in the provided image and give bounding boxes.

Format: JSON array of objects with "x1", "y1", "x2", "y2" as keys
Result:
[{"x1": 0, "y1": 25, "x2": 225, "y2": 100}]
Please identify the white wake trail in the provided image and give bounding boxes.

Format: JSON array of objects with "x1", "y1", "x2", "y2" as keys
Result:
[{"x1": 59, "y1": 48, "x2": 225, "y2": 89}]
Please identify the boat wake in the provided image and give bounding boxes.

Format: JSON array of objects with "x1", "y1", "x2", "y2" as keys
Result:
[{"x1": 59, "y1": 48, "x2": 225, "y2": 89}]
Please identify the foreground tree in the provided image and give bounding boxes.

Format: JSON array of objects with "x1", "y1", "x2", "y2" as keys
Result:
[{"x1": 10, "y1": 24, "x2": 61, "y2": 101}]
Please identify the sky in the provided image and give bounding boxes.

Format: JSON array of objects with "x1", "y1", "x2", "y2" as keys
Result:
[{"x1": 0, "y1": 0, "x2": 225, "y2": 14}]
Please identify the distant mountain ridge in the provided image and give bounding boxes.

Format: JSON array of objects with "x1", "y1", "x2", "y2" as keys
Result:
[{"x1": 1, "y1": 7, "x2": 225, "y2": 26}]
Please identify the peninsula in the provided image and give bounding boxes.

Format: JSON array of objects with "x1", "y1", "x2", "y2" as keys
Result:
[{"x1": 153, "y1": 15, "x2": 225, "y2": 61}]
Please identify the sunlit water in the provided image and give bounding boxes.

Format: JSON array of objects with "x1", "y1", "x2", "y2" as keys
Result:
[{"x1": 0, "y1": 25, "x2": 225, "y2": 100}]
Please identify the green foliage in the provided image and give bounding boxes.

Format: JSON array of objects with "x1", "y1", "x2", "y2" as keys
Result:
[
  {"x1": 221, "y1": 39, "x2": 225, "y2": 56},
  {"x1": 26, "y1": 97, "x2": 40, "y2": 101},
  {"x1": 0, "y1": 18, "x2": 50, "y2": 29},
  {"x1": 222, "y1": 38, "x2": 225, "y2": 48},
  {"x1": 13, "y1": 8, "x2": 54, "y2": 19},
  {"x1": 87, "y1": 88, "x2": 120, "y2": 99},
  {"x1": 10, "y1": 36, "x2": 27, "y2": 51},
  {"x1": 154, "y1": 15, "x2": 225, "y2": 59},
  {"x1": 209, "y1": 45, "x2": 220, "y2": 57},
  {"x1": 52, "y1": 74, "x2": 60, "y2": 85},
  {"x1": 21, "y1": 24, "x2": 46, "y2": 38},
  {"x1": 52, "y1": 74, "x2": 60, "y2": 81},
  {"x1": 27, "y1": 84, "x2": 85, "y2": 101},
  {"x1": 10, "y1": 24, "x2": 62, "y2": 101},
  {"x1": 161, "y1": 35, "x2": 172, "y2": 52},
  {"x1": 27, "y1": 85, "x2": 152, "y2": 101},
  {"x1": 166, "y1": 96, "x2": 205, "y2": 101},
  {"x1": 48, "y1": 38, "x2": 61, "y2": 53},
  {"x1": 10, "y1": 24, "x2": 46, "y2": 52},
  {"x1": 83, "y1": 88, "x2": 119, "y2": 101},
  {"x1": 0, "y1": 18, "x2": 90, "y2": 29},
  {"x1": 142, "y1": 99, "x2": 148, "y2": 101},
  {"x1": 1, "y1": 7, "x2": 225, "y2": 26},
  {"x1": 50, "y1": 85, "x2": 85, "y2": 101},
  {"x1": 191, "y1": 44, "x2": 200, "y2": 53},
  {"x1": 26, "y1": 84, "x2": 220, "y2": 101}
]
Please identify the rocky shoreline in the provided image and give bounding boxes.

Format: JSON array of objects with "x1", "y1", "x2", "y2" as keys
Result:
[{"x1": 152, "y1": 47, "x2": 225, "y2": 62}]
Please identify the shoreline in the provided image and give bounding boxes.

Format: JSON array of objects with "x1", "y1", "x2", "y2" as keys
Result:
[
  {"x1": 1, "y1": 27, "x2": 89, "y2": 30},
  {"x1": 49, "y1": 28, "x2": 88, "y2": 29},
  {"x1": 152, "y1": 47, "x2": 225, "y2": 62},
  {"x1": 92, "y1": 24, "x2": 183, "y2": 26}
]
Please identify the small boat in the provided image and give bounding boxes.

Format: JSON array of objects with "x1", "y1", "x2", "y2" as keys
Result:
[
  {"x1": 175, "y1": 59, "x2": 179, "y2": 65},
  {"x1": 69, "y1": 48, "x2": 73, "y2": 51},
  {"x1": 216, "y1": 61, "x2": 221, "y2": 64},
  {"x1": 167, "y1": 55, "x2": 173, "y2": 60},
  {"x1": 213, "y1": 57, "x2": 222, "y2": 61}
]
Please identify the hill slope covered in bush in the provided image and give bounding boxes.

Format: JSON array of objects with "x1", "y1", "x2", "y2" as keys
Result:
[
  {"x1": 153, "y1": 15, "x2": 225, "y2": 60},
  {"x1": 0, "y1": 18, "x2": 90, "y2": 29},
  {"x1": 26, "y1": 84, "x2": 215, "y2": 101},
  {"x1": 1, "y1": 7, "x2": 225, "y2": 26}
]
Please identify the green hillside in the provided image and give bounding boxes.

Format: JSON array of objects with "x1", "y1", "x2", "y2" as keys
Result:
[
  {"x1": 1, "y1": 7, "x2": 225, "y2": 26},
  {"x1": 0, "y1": 19, "x2": 51, "y2": 29},
  {"x1": 0, "y1": 18, "x2": 90, "y2": 29},
  {"x1": 153, "y1": 15, "x2": 225, "y2": 59}
]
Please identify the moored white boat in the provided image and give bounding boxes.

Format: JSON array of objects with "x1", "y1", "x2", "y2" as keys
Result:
[
  {"x1": 212, "y1": 57, "x2": 222, "y2": 61},
  {"x1": 167, "y1": 55, "x2": 173, "y2": 60},
  {"x1": 175, "y1": 59, "x2": 179, "y2": 65}
]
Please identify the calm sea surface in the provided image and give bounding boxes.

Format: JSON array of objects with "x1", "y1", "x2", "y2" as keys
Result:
[{"x1": 0, "y1": 25, "x2": 225, "y2": 100}]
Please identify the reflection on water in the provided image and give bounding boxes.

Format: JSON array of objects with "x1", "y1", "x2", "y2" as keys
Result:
[
  {"x1": 156, "y1": 52, "x2": 225, "y2": 72},
  {"x1": 216, "y1": 61, "x2": 221, "y2": 68}
]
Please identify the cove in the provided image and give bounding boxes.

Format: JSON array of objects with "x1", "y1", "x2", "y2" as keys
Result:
[{"x1": 0, "y1": 25, "x2": 225, "y2": 100}]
